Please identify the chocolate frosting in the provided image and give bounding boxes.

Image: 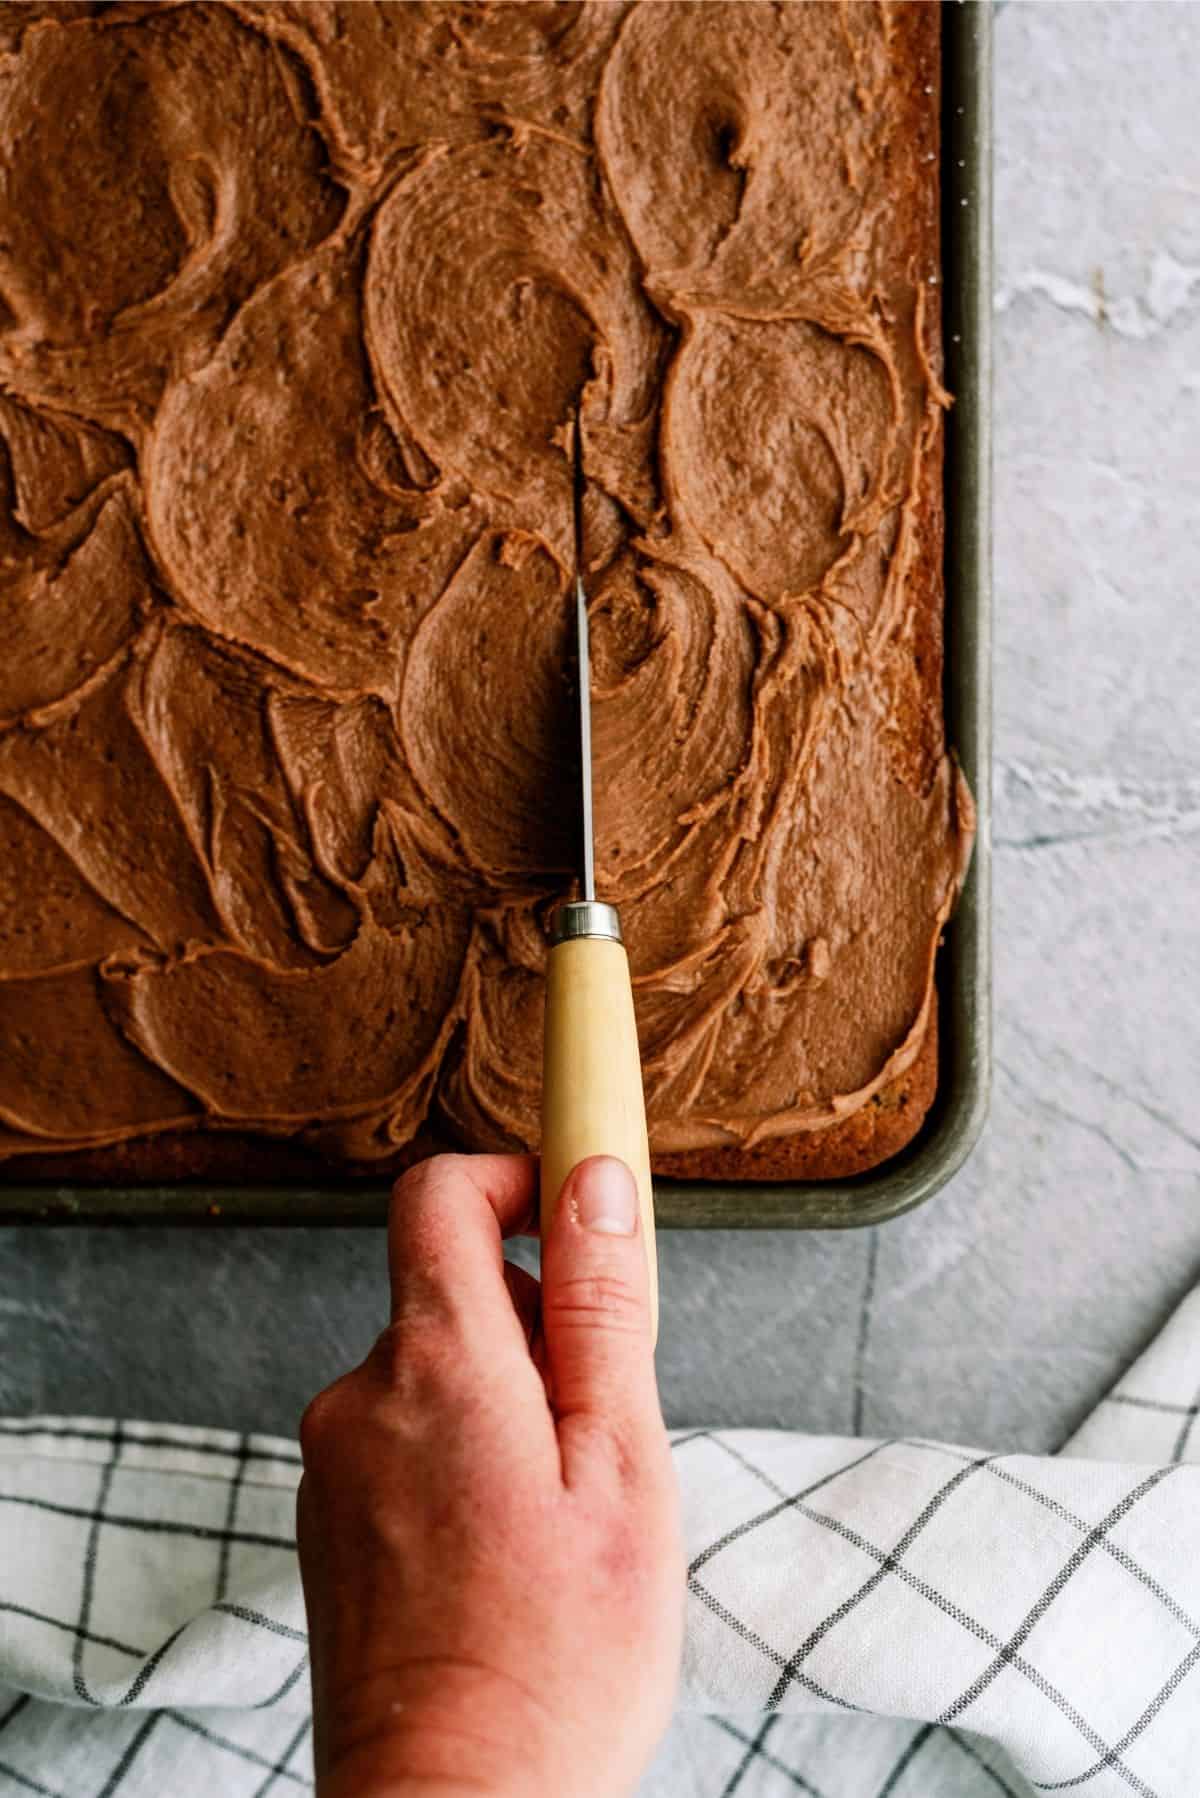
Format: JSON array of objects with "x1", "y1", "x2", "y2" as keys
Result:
[{"x1": 0, "y1": 1, "x2": 973, "y2": 1165}]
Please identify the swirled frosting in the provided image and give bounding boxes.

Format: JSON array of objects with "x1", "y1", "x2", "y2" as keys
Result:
[{"x1": 0, "y1": 0, "x2": 972, "y2": 1168}]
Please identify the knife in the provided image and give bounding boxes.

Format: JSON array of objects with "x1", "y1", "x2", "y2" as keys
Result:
[{"x1": 539, "y1": 414, "x2": 659, "y2": 1342}]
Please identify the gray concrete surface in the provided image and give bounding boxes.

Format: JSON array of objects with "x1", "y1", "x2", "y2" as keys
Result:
[{"x1": 1, "y1": 2, "x2": 1197, "y2": 1453}]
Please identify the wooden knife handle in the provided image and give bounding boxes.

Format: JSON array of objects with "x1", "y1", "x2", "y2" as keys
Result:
[{"x1": 541, "y1": 932, "x2": 658, "y2": 1343}]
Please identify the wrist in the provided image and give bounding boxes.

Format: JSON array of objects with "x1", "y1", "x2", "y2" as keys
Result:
[
  {"x1": 324, "y1": 1773, "x2": 502, "y2": 1798},
  {"x1": 322, "y1": 1741, "x2": 538, "y2": 1798},
  {"x1": 316, "y1": 1664, "x2": 561, "y2": 1798}
]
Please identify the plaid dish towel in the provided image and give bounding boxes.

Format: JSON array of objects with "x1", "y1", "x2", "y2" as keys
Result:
[{"x1": 2, "y1": 1295, "x2": 1200, "y2": 1797}]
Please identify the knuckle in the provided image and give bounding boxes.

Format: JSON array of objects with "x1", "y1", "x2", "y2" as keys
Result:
[
  {"x1": 298, "y1": 1378, "x2": 354, "y2": 1464},
  {"x1": 543, "y1": 1270, "x2": 646, "y2": 1337},
  {"x1": 369, "y1": 1316, "x2": 462, "y2": 1402},
  {"x1": 390, "y1": 1152, "x2": 464, "y2": 1215},
  {"x1": 390, "y1": 1157, "x2": 472, "y2": 1291}
]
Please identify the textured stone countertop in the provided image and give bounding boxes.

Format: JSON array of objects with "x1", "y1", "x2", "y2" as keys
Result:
[{"x1": 1, "y1": 1, "x2": 1197, "y2": 1455}]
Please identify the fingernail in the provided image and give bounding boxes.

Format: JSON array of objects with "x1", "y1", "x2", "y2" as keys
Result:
[{"x1": 571, "y1": 1156, "x2": 638, "y2": 1237}]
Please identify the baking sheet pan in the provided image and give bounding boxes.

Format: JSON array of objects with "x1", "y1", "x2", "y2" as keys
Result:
[{"x1": 0, "y1": 1, "x2": 991, "y2": 1228}]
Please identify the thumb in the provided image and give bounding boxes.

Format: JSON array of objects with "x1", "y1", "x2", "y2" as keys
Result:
[{"x1": 540, "y1": 1155, "x2": 660, "y2": 1446}]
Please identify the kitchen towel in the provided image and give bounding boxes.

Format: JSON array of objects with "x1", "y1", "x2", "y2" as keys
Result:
[{"x1": 2, "y1": 1289, "x2": 1200, "y2": 1798}]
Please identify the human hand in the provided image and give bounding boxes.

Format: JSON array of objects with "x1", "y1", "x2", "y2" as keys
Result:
[{"x1": 296, "y1": 1152, "x2": 683, "y2": 1798}]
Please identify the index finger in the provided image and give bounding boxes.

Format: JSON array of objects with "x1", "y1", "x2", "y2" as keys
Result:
[{"x1": 387, "y1": 1152, "x2": 538, "y2": 1330}]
